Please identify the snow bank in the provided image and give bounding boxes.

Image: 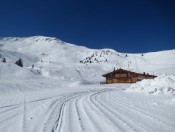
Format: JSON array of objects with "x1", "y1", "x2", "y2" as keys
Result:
[{"x1": 126, "y1": 74, "x2": 175, "y2": 95}]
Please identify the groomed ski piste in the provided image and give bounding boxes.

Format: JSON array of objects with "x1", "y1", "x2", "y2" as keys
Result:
[{"x1": 0, "y1": 36, "x2": 175, "y2": 132}]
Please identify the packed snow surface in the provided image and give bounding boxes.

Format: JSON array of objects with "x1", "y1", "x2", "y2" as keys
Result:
[
  {"x1": 0, "y1": 81, "x2": 175, "y2": 132},
  {"x1": 0, "y1": 36, "x2": 175, "y2": 132},
  {"x1": 126, "y1": 75, "x2": 175, "y2": 95}
]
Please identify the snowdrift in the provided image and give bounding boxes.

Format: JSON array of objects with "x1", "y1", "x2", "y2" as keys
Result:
[{"x1": 126, "y1": 75, "x2": 175, "y2": 95}]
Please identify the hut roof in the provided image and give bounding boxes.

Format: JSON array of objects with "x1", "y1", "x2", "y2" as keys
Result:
[{"x1": 102, "y1": 68, "x2": 157, "y2": 78}]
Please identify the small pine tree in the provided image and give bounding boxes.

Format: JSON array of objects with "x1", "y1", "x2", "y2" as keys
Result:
[
  {"x1": 125, "y1": 54, "x2": 128, "y2": 57},
  {"x1": 15, "y1": 58, "x2": 23, "y2": 67},
  {"x1": 2, "y1": 58, "x2": 6, "y2": 63},
  {"x1": 91, "y1": 53, "x2": 94, "y2": 57},
  {"x1": 141, "y1": 53, "x2": 144, "y2": 56}
]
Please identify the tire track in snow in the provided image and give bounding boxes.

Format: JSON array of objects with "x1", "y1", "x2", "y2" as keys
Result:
[
  {"x1": 104, "y1": 91, "x2": 175, "y2": 132},
  {"x1": 24, "y1": 93, "x2": 75, "y2": 132},
  {"x1": 109, "y1": 92, "x2": 175, "y2": 129},
  {"x1": 0, "y1": 105, "x2": 21, "y2": 114},
  {"x1": 42, "y1": 90, "x2": 101, "y2": 132},
  {"x1": 74, "y1": 94, "x2": 99, "y2": 132},
  {"x1": 44, "y1": 89, "x2": 115, "y2": 132},
  {"x1": 74, "y1": 96, "x2": 85, "y2": 131},
  {"x1": 56, "y1": 94, "x2": 84, "y2": 132},
  {"x1": 22, "y1": 95, "x2": 26, "y2": 132},
  {"x1": 66, "y1": 96, "x2": 84, "y2": 132},
  {"x1": 95, "y1": 92, "x2": 151, "y2": 132},
  {"x1": 50, "y1": 88, "x2": 135, "y2": 132},
  {"x1": 42, "y1": 94, "x2": 83, "y2": 132},
  {"x1": 20, "y1": 85, "x2": 174, "y2": 132},
  {"x1": 84, "y1": 91, "x2": 125, "y2": 132},
  {"x1": 60, "y1": 90, "x2": 112, "y2": 132},
  {"x1": 89, "y1": 89, "x2": 139, "y2": 132}
]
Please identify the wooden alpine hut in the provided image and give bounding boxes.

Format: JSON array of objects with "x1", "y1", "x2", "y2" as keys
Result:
[{"x1": 102, "y1": 68, "x2": 157, "y2": 84}]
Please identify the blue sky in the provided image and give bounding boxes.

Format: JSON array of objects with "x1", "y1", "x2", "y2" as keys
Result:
[{"x1": 0, "y1": 0, "x2": 174, "y2": 53}]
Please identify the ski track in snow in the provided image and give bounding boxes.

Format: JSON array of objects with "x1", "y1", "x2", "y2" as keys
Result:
[{"x1": 0, "y1": 84, "x2": 175, "y2": 132}]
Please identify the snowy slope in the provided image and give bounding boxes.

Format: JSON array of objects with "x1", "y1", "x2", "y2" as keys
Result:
[
  {"x1": 0, "y1": 81, "x2": 174, "y2": 132},
  {"x1": 0, "y1": 36, "x2": 175, "y2": 132},
  {"x1": 0, "y1": 36, "x2": 175, "y2": 82}
]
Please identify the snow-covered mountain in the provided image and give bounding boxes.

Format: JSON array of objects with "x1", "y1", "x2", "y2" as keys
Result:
[
  {"x1": 0, "y1": 36, "x2": 175, "y2": 132},
  {"x1": 0, "y1": 36, "x2": 175, "y2": 83}
]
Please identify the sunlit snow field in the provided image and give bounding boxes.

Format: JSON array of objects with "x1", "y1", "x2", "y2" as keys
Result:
[
  {"x1": 0, "y1": 81, "x2": 174, "y2": 132},
  {"x1": 0, "y1": 36, "x2": 175, "y2": 132}
]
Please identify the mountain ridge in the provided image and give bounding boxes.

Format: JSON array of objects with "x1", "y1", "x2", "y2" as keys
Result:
[{"x1": 0, "y1": 36, "x2": 175, "y2": 83}]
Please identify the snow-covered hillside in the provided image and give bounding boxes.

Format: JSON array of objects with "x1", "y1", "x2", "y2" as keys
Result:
[
  {"x1": 0, "y1": 36, "x2": 175, "y2": 132},
  {"x1": 0, "y1": 36, "x2": 175, "y2": 83}
]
